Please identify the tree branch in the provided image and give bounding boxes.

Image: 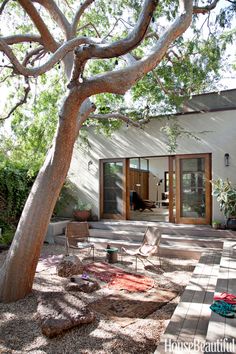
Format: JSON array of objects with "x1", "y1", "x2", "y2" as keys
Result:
[
  {"x1": 1, "y1": 34, "x2": 43, "y2": 46},
  {"x1": 77, "y1": 22, "x2": 101, "y2": 38},
  {"x1": 193, "y1": 0, "x2": 219, "y2": 14},
  {"x1": 32, "y1": 0, "x2": 71, "y2": 38},
  {"x1": 103, "y1": 18, "x2": 134, "y2": 41},
  {"x1": 0, "y1": 73, "x2": 14, "y2": 84},
  {"x1": 18, "y1": 0, "x2": 59, "y2": 52},
  {"x1": 80, "y1": 0, "x2": 192, "y2": 98},
  {"x1": 90, "y1": 113, "x2": 149, "y2": 128},
  {"x1": 0, "y1": 0, "x2": 10, "y2": 15},
  {"x1": 0, "y1": 78, "x2": 30, "y2": 120},
  {"x1": 69, "y1": 0, "x2": 158, "y2": 87},
  {"x1": 152, "y1": 71, "x2": 170, "y2": 94},
  {"x1": 0, "y1": 36, "x2": 97, "y2": 77},
  {"x1": 72, "y1": 0, "x2": 95, "y2": 36},
  {"x1": 22, "y1": 46, "x2": 45, "y2": 66}
]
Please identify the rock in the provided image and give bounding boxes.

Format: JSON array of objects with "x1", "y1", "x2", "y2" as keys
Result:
[
  {"x1": 37, "y1": 292, "x2": 95, "y2": 338},
  {"x1": 57, "y1": 255, "x2": 83, "y2": 277},
  {"x1": 65, "y1": 276, "x2": 100, "y2": 293}
]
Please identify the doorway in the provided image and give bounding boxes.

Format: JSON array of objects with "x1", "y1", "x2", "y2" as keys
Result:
[{"x1": 100, "y1": 153, "x2": 211, "y2": 225}]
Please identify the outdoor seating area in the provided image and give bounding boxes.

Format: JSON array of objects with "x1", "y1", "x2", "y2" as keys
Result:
[{"x1": 1, "y1": 220, "x2": 236, "y2": 353}]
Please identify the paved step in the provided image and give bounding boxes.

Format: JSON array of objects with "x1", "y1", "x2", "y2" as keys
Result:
[
  {"x1": 89, "y1": 221, "x2": 234, "y2": 238},
  {"x1": 54, "y1": 234, "x2": 215, "y2": 259},
  {"x1": 89, "y1": 229, "x2": 223, "y2": 249}
]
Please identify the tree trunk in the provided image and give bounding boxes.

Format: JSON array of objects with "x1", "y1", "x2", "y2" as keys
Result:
[{"x1": 0, "y1": 88, "x2": 82, "y2": 302}]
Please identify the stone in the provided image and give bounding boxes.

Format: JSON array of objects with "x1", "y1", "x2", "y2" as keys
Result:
[
  {"x1": 65, "y1": 276, "x2": 100, "y2": 293},
  {"x1": 57, "y1": 255, "x2": 83, "y2": 277},
  {"x1": 37, "y1": 292, "x2": 95, "y2": 338}
]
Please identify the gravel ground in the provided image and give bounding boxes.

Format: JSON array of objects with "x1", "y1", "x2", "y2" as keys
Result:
[{"x1": 0, "y1": 244, "x2": 197, "y2": 354}]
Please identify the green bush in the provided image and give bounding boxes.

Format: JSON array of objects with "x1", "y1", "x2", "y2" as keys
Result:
[
  {"x1": 0, "y1": 223, "x2": 16, "y2": 245},
  {"x1": 0, "y1": 161, "x2": 36, "y2": 228}
]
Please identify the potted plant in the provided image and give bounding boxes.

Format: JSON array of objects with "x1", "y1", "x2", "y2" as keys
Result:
[
  {"x1": 212, "y1": 220, "x2": 221, "y2": 230},
  {"x1": 212, "y1": 178, "x2": 236, "y2": 230},
  {"x1": 73, "y1": 200, "x2": 91, "y2": 221}
]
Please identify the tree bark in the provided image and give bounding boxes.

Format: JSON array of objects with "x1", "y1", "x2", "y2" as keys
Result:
[{"x1": 0, "y1": 88, "x2": 82, "y2": 302}]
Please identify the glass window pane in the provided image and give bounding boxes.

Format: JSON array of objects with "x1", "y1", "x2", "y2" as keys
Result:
[
  {"x1": 180, "y1": 158, "x2": 206, "y2": 218},
  {"x1": 103, "y1": 162, "x2": 123, "y2": 214},
  {"x1": 140, "y1": 158, "x2": 148, "y2": 171},
  {"x1": 130, "y1": 158, "x2": 139, "y2": 169}
]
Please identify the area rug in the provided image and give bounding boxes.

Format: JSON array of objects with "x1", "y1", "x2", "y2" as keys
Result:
[
  {"x1": 36, "y1": 254, "x2": 64, "y2": 274},
  {"x1": 84, "y1": 262, "x2": 155, "y2": 292},
  {"x1": 90, "y1": 290, "x2": 177, "y2": 326}
]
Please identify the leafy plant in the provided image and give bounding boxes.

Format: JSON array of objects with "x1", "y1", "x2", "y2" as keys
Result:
[
  {"x1": 74, "y1": 200, "x2": 92, "y2": 211},
  {"x1": 0, "y1": 161, "x2": 35, "y2": 226},
  {"x1": 212, "y1": 178, "x2": 236, "y2": 218},
  {"x1": 0, "y1": 226, "x2": 16, "y2": 245}
]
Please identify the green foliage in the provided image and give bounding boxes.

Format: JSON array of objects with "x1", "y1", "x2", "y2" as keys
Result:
[
  {"x1": 0, "y1": 223, "x2": 15, "y2": 245},
  {"x1": 160, "y1": 119, "x2": 209, "y2": 153},
  {"x1": 131, "y1": 35, "x2": 223, "y2": 114},
  {"x1": 73, "y1": 200, "x2": 91, "y2": 211},
  {"x1": 53, "y1": 180, "x2": 78, "y2": 216},
  {"x1": 0, "y1": 160, "x2": 35, "y2": 227},
  {"x1": 212, "y1": 179, "x2": 236, "y2": 218},
  {"x1": 3, "y1": 74, "x2": 64, "y2": 176}
]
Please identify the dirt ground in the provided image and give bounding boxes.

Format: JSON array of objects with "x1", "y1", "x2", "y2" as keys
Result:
[{"x1": 0, "y1": 244, "x2": 197, "y2": 354}]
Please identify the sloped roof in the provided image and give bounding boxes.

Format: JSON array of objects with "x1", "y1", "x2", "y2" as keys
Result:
[{"x1": 183, "y1": 88, "x2": 236, "y2": 113}]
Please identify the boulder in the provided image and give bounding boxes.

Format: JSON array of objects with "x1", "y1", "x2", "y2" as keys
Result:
[
  {"x1": 37, "y1": 292, "x2": 95, "y2": 338},
  {"x1": 57, "y1": 255, "x2": 83, "y2": 277},
  {"x1": 65, "y1": 276, "x2": 100, "y2": 293}
]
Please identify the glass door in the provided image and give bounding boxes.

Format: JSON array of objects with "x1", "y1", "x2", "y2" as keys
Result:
[
  {"x1": 175, "y1": 154, "x2": 211, "y2": 224},
  {"x1": 100, "y1": 159, "x2": 128, "y2": 219}
]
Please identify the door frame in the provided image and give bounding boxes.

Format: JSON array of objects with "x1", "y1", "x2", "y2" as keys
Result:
[{"x1": 173, "y1": 153, "x2": 212, "y2": 225}]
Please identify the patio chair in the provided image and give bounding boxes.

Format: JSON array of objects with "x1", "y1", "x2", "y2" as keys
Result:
[
  {"x1": 65, "y1": 221, "x2": 94, "y2": 260},
  {"x1": 121, "y1": 226, "x2": 162, "y2": 272}
]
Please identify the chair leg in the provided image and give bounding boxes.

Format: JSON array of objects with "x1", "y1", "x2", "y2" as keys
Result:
[
  {"x1": 135, "y1": 256, "x2": 138, "y2": 272},
  {"x1": 65, "y1": 239, "x2": 69, "y2": 256}
]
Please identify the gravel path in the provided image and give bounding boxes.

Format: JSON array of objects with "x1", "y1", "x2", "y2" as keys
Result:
[{"x1": 0, "y1": 245, "x2": 197, "y2": 354}]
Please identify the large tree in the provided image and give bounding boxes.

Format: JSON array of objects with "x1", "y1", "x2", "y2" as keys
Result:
[{"x1": 0, "y1": 0, "x2": 230, "y2": 302}]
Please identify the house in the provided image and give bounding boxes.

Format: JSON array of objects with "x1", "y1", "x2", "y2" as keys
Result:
[{"x1": 66, "y1": 88, "x2": 236, "y2": 225}]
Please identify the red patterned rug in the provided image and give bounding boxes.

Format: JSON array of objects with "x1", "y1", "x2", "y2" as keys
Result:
[{"x1": 84, "y1": 262, "x2": 154, "y2": 292}]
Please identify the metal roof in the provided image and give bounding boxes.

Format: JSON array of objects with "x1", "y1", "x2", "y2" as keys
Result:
[{"x1": 183, "y1": 88, "x2": 236, "y2": 113}]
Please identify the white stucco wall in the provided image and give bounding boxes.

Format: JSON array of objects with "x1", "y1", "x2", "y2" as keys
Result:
[{"x1": 68, "y1": 109, "x2": 236, "y2": 223}]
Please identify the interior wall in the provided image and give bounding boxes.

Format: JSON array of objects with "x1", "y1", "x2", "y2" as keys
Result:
[{"x1": 148, "y1": 157, "x2": 169, "y2": 201}]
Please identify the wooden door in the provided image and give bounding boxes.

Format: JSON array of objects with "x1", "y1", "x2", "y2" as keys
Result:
[{"x1": 175, "y1": 154, "x2": 211, "y2": 224}]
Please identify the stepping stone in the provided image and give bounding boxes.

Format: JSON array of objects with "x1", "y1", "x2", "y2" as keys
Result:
[
  {"x1": 57, "y1": 255, "x2": 83, "y2": 277},
  {"x1": 37, "y1": 291, "x2": 95, "y2": 337}
]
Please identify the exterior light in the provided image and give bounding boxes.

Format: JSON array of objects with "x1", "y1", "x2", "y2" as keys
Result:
[
  {"x1": 224, "y1": 153, "x2": 230, "y2": 167},
  {"x1": 88, "y1": 160, "x2": 93, "y2": 170}
]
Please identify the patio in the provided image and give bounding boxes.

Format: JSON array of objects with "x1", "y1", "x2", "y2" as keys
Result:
[{"x1": 0, "y1": 221, "x2": 236, "y2": 353}]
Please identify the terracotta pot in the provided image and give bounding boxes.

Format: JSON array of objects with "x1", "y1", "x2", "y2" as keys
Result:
[{"x1": 73, "y1": 210, "x2": 91, "y2": 221}]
